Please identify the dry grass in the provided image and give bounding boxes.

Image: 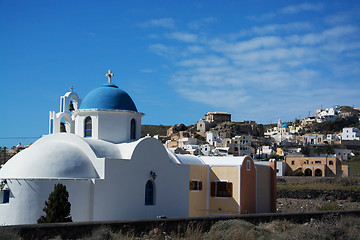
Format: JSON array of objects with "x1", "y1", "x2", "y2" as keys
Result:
[
  {"x1": 78, "y1": 216, "x2": 360, "y2": 240},
  {"x1": 277, "y1": 177, "x2": 360, "y2": 191},
  {"x1": 2, "y1": 216, "x2": 360, "y2": 240}
]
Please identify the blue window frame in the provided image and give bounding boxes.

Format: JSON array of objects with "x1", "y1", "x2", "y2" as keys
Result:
[
  {"x1": 1, "y1": 190, "x2": 10, "y2": 203},
  {"x1": 130, "y1": 119, "x2": 136, "y2": 139},
  {"x1": 50, "y1": 119, "x2": 54, "y2": 134},
  {"x1": 84, "y1": 117, "x2": 92, "y2": 137},
  {"x1": 145, "y1": 180, "x2": 155, "y2": 205}
]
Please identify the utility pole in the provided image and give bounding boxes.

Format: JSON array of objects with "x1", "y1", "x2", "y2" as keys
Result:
[{"x1": 2, "y1": 147, "x2": 6, "y2": 166}]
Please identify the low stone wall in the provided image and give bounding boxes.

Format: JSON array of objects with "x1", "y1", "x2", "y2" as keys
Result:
[
  {"x1": 277, "y1": 189, "x2": 360, "y2": 201},
  {"x1": 3, "y1": 210, "x2": 360, "y2": 240}
]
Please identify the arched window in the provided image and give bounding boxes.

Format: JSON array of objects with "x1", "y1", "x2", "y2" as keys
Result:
[
  {"x1": 145, "y1": 180, "x2": 155, "y2": 205},
  {"x1": 60, "y1": 118, "x2": 67, "y2": 133},
  {"x1": 130, "y1": 119, "x2": 136, "y2": 139},
  {"x1": 84, "y1": 117, "x2": 92, "y2": 137},
  {"x1": 50, "y1": 119, "x2": 54, "y2": 134}
]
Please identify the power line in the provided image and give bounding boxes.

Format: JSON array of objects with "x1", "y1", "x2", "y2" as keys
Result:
[{"x1": 0, "y1": 137, "x2": 41, "y2": 139}]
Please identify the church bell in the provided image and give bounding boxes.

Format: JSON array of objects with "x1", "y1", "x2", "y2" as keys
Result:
[{"x1": 69, "y1": 101, "x2": 75, "y2": 111}]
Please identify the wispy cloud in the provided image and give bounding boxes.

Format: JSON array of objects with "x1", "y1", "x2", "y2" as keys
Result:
[
  {"x1": 149, "y1": 44, "x2": 174, "y2": 57},
  {"x1": 165, "y1": 32, "x2": 198, "y2": 43},
  {"x1": 139, "y1": 18, "x2": 175, "y2": 29},
  {"x1": 187, "y1": 17, "x2": 218, "y2": 30},
  {"x1": 144, "y1": 5, "x2": 360, "y2": 123},
  {"x1": 248, "y1": 2, "x2": 324, "y2": 21},
  {"x1": 250, "y1": 22, "x2": 313, "y2": 35},
  {"x1": 280, "y1": 3, "x2": 323, "y2": 14}
]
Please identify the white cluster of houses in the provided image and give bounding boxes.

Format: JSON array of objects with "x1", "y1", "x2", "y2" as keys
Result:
[
  {"x1": 310, "y1": 127, "x2": 360, "y2": 145},
  {"x1": 264, "y1": 119, "x2": 301, "y2": 146},
  {"x1": 301, "y1": 107, "x2": 339, "y2": 125},
  {"x1": 163, "y1": 130, "x2": 253, "y2": 157},
  {"x1": 164, "y1": 112, "x2": 254, "y2": 157}
]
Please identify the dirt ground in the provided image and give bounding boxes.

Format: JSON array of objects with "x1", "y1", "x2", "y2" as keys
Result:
[{"x1": 277, "y1": 198, "x2": 360, "y2": 213}]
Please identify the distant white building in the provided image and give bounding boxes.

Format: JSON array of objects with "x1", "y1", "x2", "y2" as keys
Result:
[
  {"x1": 316, "y1": 108, "x2": 338, "y2": 123},
  {"x1": 199, "y1": 144, "x2": 212, "y2": 156},
  {"x1": 206, "y1": 131, "x2": 222, "y2": 146},
  {"x1": 325, "y1": 134, "x2": 341, "y2": 144},
  {"x1": 256, "y1": 146, "x2": 274, "y2": 159},
  {"x1": 334, "y1": 149, "x2": 354, "y2": 160},
  {"x1": 178, "y1": 137, "x2": 198, "y2": 148},
  {"x1": 267, "y1": 120, "x2": 296, "y2": 145},
  {"x1": 341, "y1": 128, "x2": 360, "y2": 140}
]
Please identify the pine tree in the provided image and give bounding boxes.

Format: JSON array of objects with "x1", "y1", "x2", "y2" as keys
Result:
[{"x1": 37, "y1": 183, "x2": 72, "y2": 223}]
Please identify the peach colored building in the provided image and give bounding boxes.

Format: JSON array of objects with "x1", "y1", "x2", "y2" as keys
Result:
[
  {"x1": 285, "y1": 156, "x2": 349, "y2": 177},
  {"x1": 168, "y1": 154, "x2": 277, "y2": 217}
]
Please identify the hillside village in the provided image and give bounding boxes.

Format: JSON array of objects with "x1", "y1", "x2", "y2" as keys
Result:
[
  {"x1": 1, "y1": 105, "x2": 360, "y2": 178},
  {"x1": 146, "y1": 105, "x2": 360, "y2": 177}
]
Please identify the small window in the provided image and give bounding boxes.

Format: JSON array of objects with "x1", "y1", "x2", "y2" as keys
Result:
[
  {"x1": 130, "y1": 119, "x2": 136, "y2": 139},
  {"x1": 329, "y1": 161, "x2": 334, "y2": 165},
  {"x1": 145, "y1": 180, "x2": 155, "y2": 205},
  {"x1": 84, "y1": 117, "x2": 92, "y2": 137},
  {"x1": 1, "y1": 190, "x2": 10, "y2": 204},
  {"x1": 50, "y1": 119, "x2": 54, "y2": 134},
  {"x1": 247, "y1": 160, "x2": 251, "y2": 171},
  {"x1": 291, "y1": 161, "x2": 295, "y2": 165},
  {"x1": 189, "y1": 180, "x2": 202, "y2": 191},
  {"x1": 211, "y1": 181, "x2": 232, "y2": 197},
  {"x1": 315, "y1": 161, "x2": 321, "y2": 164}
]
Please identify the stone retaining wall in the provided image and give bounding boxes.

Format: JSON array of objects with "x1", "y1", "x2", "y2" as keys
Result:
[{"x1": 3, "y1": 210, "x2": 360, "y2": 240}]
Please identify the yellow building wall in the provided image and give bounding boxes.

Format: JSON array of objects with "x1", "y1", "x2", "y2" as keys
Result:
[
  {"x1": 208, "y1": 166, "x2": 239, "y2": 215},
  {"x1": 240, "y1": 158, "x2": 257, "y2": 213},
  {"x1": 286, "y1": 156, "x2": 340, "y2": 177},
  {"x1": 188, "y1": 165, "x2": 208, "y2": 217},
  {"x1": 256, "y1": 165, "x2": 271, "y2": 213}
]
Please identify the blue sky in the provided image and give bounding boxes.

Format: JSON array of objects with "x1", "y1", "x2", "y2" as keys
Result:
[{"x1": 1, "y1": 0, "x2": 359, "y2": 148}]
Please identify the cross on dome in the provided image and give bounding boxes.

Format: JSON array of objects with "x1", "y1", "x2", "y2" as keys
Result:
[
  {"x1": 106, "y1": 70, "x2": 114, "y2": 83},
  {"x1": 70, "y1": 86, "x2": 74, "y2": 92}
]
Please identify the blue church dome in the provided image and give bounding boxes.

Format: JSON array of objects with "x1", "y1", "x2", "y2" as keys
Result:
[
  {"x1": 281, "y1": 124, "x2": 289, "y2": 128},
  {"x1": 80, "y1": 83, "x2": 138, "y2": 111}
]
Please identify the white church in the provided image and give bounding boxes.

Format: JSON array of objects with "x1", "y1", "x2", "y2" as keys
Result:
[{"x1": 0, "y1": 70, "x2": 276, "y2": 225}]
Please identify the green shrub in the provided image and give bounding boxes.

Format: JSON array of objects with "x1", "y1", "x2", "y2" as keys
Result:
[
  {"x1": 317, "y1": 201, "x2": 343, "y2": 211},
  {"x1": 38, "y1": 183, "x2": 72, "y2": 223}
]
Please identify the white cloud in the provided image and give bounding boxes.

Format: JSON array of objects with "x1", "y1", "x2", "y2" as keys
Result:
[
  {"x1": 187, "y1": 17, "x2": 218, "y2": 30},
  {"x1": 280, "y1": 3, "x2": 323, "y2": 14},
  {"x1": 249, "y1": 2, "x2": 323, "y2": 21},
  {"x1": 149, "y1": 44, "x2": 173, "y2": 57},
  {"x1": 288, "y1": 25, "x2": 358, "y2": 45},
  {"x1": 251, "y1": 22, "x2": 313, "y2": 35},
  {"x1": 178, "y1": 55, "x2": 228, "y2": 67},
  {"x1": 139, "y1": 18, "x2": 175, "y2": 29},
  {"x1": 146, "y1": 7, "x2": 360, "y2": 123},
  {"x1": 177, "y1": 88, "x2": 250, "y2": 108},
  {"x1": 165, "y1": 32, "x2": 198, "y2": 43},
  {"x1": 210, "y1": 36, "x2": 284, "y2": 54},
  {"x1": 187, "y1": 45, "x2": 205, "y2": 53}
]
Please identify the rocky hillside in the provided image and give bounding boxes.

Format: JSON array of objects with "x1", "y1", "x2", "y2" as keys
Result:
[
  {"x1": 141, "y1": 125, "x2": 171, "y2": 137},
  {"x1": 213, "y1": 121, "x2": 265, "y2": 138}
]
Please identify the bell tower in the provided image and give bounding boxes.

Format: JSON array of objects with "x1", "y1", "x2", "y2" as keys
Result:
[{"x1": 49, "y1": 86, "x2": 82, "y2": 134}]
